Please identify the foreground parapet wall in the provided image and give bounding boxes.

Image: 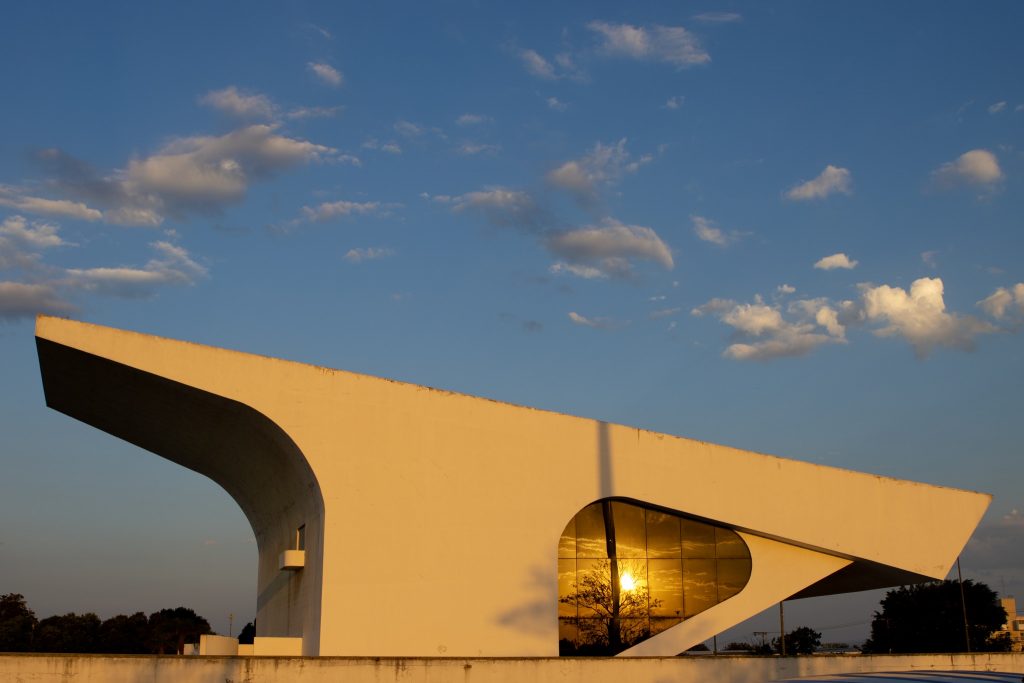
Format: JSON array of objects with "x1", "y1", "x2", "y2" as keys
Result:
[
  {"x1": 34, "y1": 316, "x2": 991, "y2": 657},
  {"x1": 3, "y1": 654, "x2": 1024, "y2": 683}
]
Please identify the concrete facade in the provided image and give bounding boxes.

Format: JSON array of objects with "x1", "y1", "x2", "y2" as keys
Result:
[
  {"x1": 3, "y1": 653, "x2": 1024, "y2": 683},
  {"x1": 34, "y1": 316, "x2": 991, "y2": 657}
]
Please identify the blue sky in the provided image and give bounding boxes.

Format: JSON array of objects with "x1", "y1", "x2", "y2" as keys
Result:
[{"x1": 1, "y1": 1, "x2": 1022, "y2": 645}]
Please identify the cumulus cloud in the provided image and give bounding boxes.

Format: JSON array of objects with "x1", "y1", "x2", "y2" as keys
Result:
[
  {"x1": 363, "y1": 138, "x2": 402, "y2": 154},
  {"x1": 0, "y1": 282, "x2": 74, "y2": 320},
  {"x1": 199, "y1": 86, "x2": 277, "y2": 120},
  {"x1": 785, "y1": 165, "x2": 853, "y2": 201},
  {"x1": 394, "y1": 120, "x2": 424, "y2": 138},
  {"x1": 692, "y1": 215, "x2": 740, "y2": 246},
  {"x1": 343, "y1": 247, "x2": 394, "y2": 263},
  {"x1": 0, "y1": 215, "x2": 66, "y2": 249},
  {"x1": 567, "y1": 311, "x2": 616, "y2": 329},
  {"x1": 587, "y1": 21, "x2": 709, "y2": 68},
  {"x1": 451, "y1": 187, "x2": 546, "y2": 230},
  {"x1": 307, "y1": 62, "x2": 343, "y2": 87},
  {"x1": 545, "y1": 218, "x2": 673, "y2": 279},
  {"x1": 664, "y1": 95, "x2": 684, "y2": 110},
  {"x1": 300, "y1": 200, "x2": 381, "y2": 223},
  {"x1": 931, "y1": 149, "x2": 1003, "y2": 188},
  {"x1": 692, "y1": 294, "x2": 848, "y2": 361},
  {"x1": 814, "y1": 252, "x2": 858, "y2": 270},
  {"x1": 121, "y1": 124, "x2": 336, "y2": 219},
  {"x1": 978, "y1": 283, "x2": 1024, "y2": 320},
  {"x1": 861, "y1": 277, "x2": 996, "y2": 357},
  {"x1": 777, "y1": 284, "x2": 796, "y2": 295},
  {"x1": 547, "y1": 139, "x2": 651, "y2": 202}
]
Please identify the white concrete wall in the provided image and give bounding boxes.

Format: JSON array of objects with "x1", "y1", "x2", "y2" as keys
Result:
[
  {"x1": 3, "y1": 653, "x2": 1024, "y2": 683},
  {"x1": 35, "y1": 316, "x2": 993, "y2": 657}
]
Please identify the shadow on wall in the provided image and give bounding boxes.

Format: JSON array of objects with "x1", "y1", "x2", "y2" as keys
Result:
[{"x1": 496, "y1": 421, "x2": 613, "y2": 640}]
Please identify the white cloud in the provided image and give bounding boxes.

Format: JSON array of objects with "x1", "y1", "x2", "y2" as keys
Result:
[
  {"x1": 122, "y1": 124, "x2": 335, "y2": 218},
  {"x1": 568, "y1": 311, "x2": 616, "y2": 329},
  {"x1": 199, "y1": 86, "x2": 277, "y2": 119},
  {"x1": 547, "y1": 139, "x2": 651, "y2": 201},
  {"x1": 451, "y1": 187, "x2": 545, "y2": 229},
  {"x1": 520, "y1": 49, "x2": 557, "y2": 79},
  {"x1": 777, "y1": 284, "x2": 796, "y2": 295},
  {"x1": 988, "y1": 101, "x2": 1007, "y2": 114},
  {"x1": 0, "y1": 282, "x2": 74, "y2": 319},
  {"x1": 691, "y1": 215, "x2": 739, "y2": 246},
  {"x1": 785, "y1": 165, "x2": 853, "y2": 201},
  {"x1": 301, "y1": 200, "x2": 380, "y2": 223},
  {"x1": 692, "y1": 12, "x2": 742, "y2": 23},
  {"x1": 664, "y1": 95, "x2": 684, "y2": 110},
  {"x1": 814, "y1": 252, "x2": 858, "y2": 270},
  {"x1": 549, "y1": 262, "x2": 606, "y2": 280},
  {"x1": 457, "y1": 142, "x2": 501, "y2": 156},
  {"x1": 307, "y1": 62, "x2": 343, "y2": 87},
  {"x1": 587, "y1": 21, "x2": 710, "y2": 68},
  {"x1": 65, "y1": 240, "x2": 207, "y2": 298},
  {"x1": 650, "y1": 307, "x2": 681, "y2": 319},
  {"x1": 343, "y1": 247, "x2": 394, "y2": 264},
  {"x1": 861, "y1": 277, "x2": 996, "y2": 357},
  {"x1": 545, "y1": 218, "x2": 673, "y2": 278},
  {"x1": 286, "y1": 105, "x2": 343, "y2": 120},
  {"x1": 546, "y1": 97, "x2": 567, "y2": 112},
  {"x1": 692, "y1": 295, "x2": 847, "y2": 361},
  {"x1": 456, "y1": 114, "x2": 490, "y2": 126},
  {"x1": 0, "y1": 215, "x2": 66, "y2": 249},
  {"x1": 363, "y1": 139, "x2": 402, "y2": 154},
  {"x1": 0, "y1": 185, "x2": 102, "y2": 221},
  {"x1": 931, "y1": 149, "x2": 1003, "y2": 188},
  {"x1": 978, "y1": 283, "x2": 1024, "y2": 319},
  {"x1": 394, "y1": 120, "x2": 424, "y2": 138}
]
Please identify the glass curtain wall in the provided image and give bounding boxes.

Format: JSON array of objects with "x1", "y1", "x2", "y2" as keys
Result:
[{"x1": 558, "y1": 500, "x2": 751, "y2": 656}]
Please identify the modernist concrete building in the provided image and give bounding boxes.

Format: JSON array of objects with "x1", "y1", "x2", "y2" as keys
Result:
[{"x1": 34, "y1": 316, "x2": 990, "y2": 657}]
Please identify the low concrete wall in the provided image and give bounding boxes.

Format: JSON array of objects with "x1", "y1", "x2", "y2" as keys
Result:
[{"x1": 1, "y1": 653, "x2": 1023, "y2": 683}]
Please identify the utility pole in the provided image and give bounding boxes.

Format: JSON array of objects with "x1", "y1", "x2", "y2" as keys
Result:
[
  {"x1": 957, "y1": 557, "x2": 971, "y2": 653},
  {"x1": 229, "y1": 613, "x2": 234, "y2": 638},
  {"x1": 779, "y1": 601, "x2": 787, "y2": 656}
]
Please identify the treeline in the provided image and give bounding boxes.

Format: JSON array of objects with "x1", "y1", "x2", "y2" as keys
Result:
[{"x1": 0, "y1": 593, "x2": 214, "y2": 654}]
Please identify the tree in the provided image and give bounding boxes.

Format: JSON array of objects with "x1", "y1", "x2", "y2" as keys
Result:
[
  {"x1": 97, "y1": 612, "x2": 151, "y2": 654},
  {"x1": 238, "y1": 621, "x2": 255, "y2": 645},
  {"x1": 724, "y1": 641, "x2": 753, "y2": 652},
  {"x1": 0, "y1": 593, "x2": 37, "y2": 652},
  {"x1": 34, "y1": 613, "x2": 101, "y2": 653},
  {"x1": 773, "y1": 626, "x2": 821, "y2": 655},
  {"x1": 862, "y1": 580, "x2": 1010, "y2": 653},
  {"x1": 147, "y1": 607, "x2": 212, "y2": 655}
]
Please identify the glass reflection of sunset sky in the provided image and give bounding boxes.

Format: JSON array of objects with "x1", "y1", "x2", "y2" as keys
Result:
[{"x1": 558, "y1": 500, "x2": 751, "y2": 655}]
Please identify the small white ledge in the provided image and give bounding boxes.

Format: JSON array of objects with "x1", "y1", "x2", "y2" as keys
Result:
[{"x1": 278, "y1": 549, "x2": 305, "y2": 570}]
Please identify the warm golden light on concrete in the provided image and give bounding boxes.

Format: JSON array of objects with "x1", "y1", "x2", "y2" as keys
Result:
[{"x1": 34, "y1": 315, "x2": 991, "y2": 657}]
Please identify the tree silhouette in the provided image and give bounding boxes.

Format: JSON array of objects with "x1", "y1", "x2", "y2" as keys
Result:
[
  {"x1": 0, "y1": 593, "x2": 37, "y2": 651},
  {"x1": 238, "y1": 621, "x2": 255, "y2": 645},
  {"x1": 34, "y1": 613, "x2": 101, "y2": 653},
  {"x1": 773, "y1": 626, "x2": 821, "y2": 655},
  {"x1": 147, "y1": 607, "x2": 212, "y2": 655},
  {"x1": 862, "y1": 580, "x2": 1010, "y2": 653}
]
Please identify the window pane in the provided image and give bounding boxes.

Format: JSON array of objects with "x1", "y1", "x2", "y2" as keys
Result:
[
  {"x1": 683, "y1": 559, "x2": 717, "y2": 617},
  {"x1": 717, "y1": 559, "x2": 752, "y2": 601},
  {"x1": 576, "y1": 559, "x2": 611, "y2": 618},
  {"x1": 650, "y1": 616, "x2": 681, "y2": 636},
  {"x1": 616, "y1": 558, "x2": 649, "y2": 621},
  {"x1": 620, "y1": 618, "x2": 649, "y2": 647},
  {"x1": 648, "y1": 559, "x2": 683, "y2": 619},
  {"x1": 715, "y1": 527, "x2": 749, "y2": 559},
  {"x1": 575, "y1": 503, "x2": 608, "y2": 558},
  {"x1": 558, "y1": 517, "x2": 576, "y2": 558},
  {"x1": 610, "y1": 501, "x2": 646, "y2": 558},
  {"x1": 558, "y1": 618, "x2": 578, "y2": 650},
  {"x1": 558, "y1": 559, "x2": 577, "y2": 617},
  {"x1": 577, "y1": 618, "x2": 610, "y2": 649},
  {"x1": 646, "y1": 510, "x2": 681, "y2": 559},
  {"x1": 681, "y1": 519, "x2": 716, "y2": 558}
]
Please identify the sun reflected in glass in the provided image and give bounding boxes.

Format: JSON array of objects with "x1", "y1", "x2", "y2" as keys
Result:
[{"x1": 620, "y1": 571, "x2": 637, "y2": 592}]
